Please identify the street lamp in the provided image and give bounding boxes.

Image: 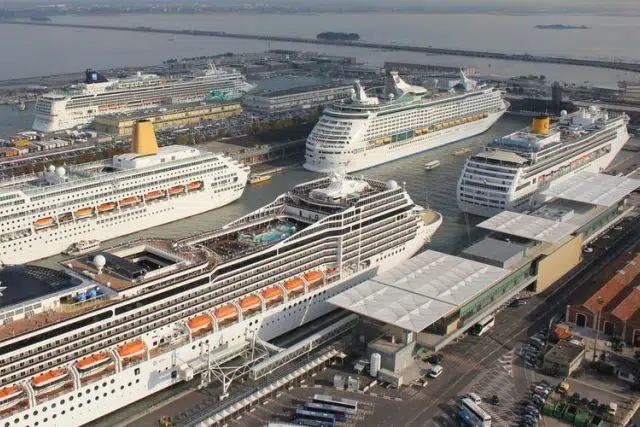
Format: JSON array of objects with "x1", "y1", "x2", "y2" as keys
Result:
[{"x1": 593, "y1": 296, "x2": 604, "y2": 362}]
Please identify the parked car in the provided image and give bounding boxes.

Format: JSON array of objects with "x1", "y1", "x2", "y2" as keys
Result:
[
  {"x1": 589, "y1": 398, "x2": 599, "y2": 409},
  {"x1": 427, "y1": 353, "x2": 444, "y2": 364},
  {"x1": 509, "y1": 299, "x2": 528, "y2": 307},
  {"x1": 531, "y1": 395, "x2": 546, "y2": 406}
]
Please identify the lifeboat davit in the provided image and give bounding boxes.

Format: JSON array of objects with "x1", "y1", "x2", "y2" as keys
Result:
[
  {"x1": 169, "y1": 186, "x2": 185, "y2": 195},
  {"x1": 97, "y1": 202, "x2": 115, "y2": 212},
  {"x1": 146, "y1": 190, "x2": 165, "y2": 200},
  {"x1": 75, "y1": 207, "x2": 93, "y2": 218},
  {"x1": 117, "y1": 340, "x2": 146, "y2": 359},
  {"x1": 187, "y1": 181, "x2": 203, "y2": 191},
  {"x1": 76, "y1": 352, "x2": 111, "y2": 374},
  {"x1": 304, "y1": 270, "x2": 323, "y2": 285},
  {"x1": 187, "y1": 314, "x2": 213, "y2": 333},
  {"x1": 0, "y1": 385, "x2": 24, "y2": 410},
  {"x1": 214, "y1": 305, "x2": 238, "y2": 322},
  {"x1": 31, "y1": 368, "x2": 69, "y2": 390},
  {"x1": 261, "y1": 286, "x2": 283, "y2": 302},
  {"x1": 33, "y1": 217, "x2": 54, "y2": 228},
  {"x1": 119, "y1": 196, "x2": 139, "y2": 206},
  {"x1": 284, "y1": 278, "x2": 304, "y2": 293},
  {"x1": 239, "y1": 295, "x2": 261, "y2": 312}
]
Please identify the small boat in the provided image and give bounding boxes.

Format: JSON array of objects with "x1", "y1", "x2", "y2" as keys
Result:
[
  {"x1": 248, "y1": 175, "x2": 271, "y2": 185},
  {"x1": 75, "y1": 207, "x2": 94, "y2": 218},
  {"x1": 283, "y1": 277, "x2": 305, "y2": 293},
  {"x1": 424, "y1": 160, "x2": 441, "y2": 170},
  {"x1": 0, "y1": 385, "x2": 24, "y2": 411},
  {"x1": 76, "y1": 352, "x2": 112, "y2": 375},
  {"x1": 33, "y1": 216, "x2": 54, "y2": 228},
  {"x1": 119, "y1": 196, "x2": 139, "y2": 206},
  {"x1": 117, "y1": 340, "x2": 146, "y2": 359},
  {"x1": 453, "y1": 148, "x2": 471, "y2": 156},
  {"x1": 18, "y1": 101, "x2": 26, "y2": 112},
  {"x1": 169, "y1": 186, "x2": 185, "y2": 195},
  {"x1": 187, "y1": 181, "x2": 203, "y2": 191},
  {"x1": 213, "y1": 305, "x2": 238, "y2": 322},
  {"x1": 31, "y1": 368, "x2": 69, "y2": 392},
  {"x1": 97, "y1": 202, "x2": 115, "y2": 212},
  {"x1": 186, "y1": 314, "x2": 213, "y2": 333},
  {"x1": 261, "y1": 286, "x2": 283, "y2": 302},
  {"x1": 63, "y1": 239, "x2": 100, "y2": 256},
  {"x1": 304, "y1": 270, "x2": 323, "y2": 285},
  {"x1": 145, "y1": 190, "x2": 165, "y2": 200},
  {"x1": 239, "y1": 295, "x2": 261, "y2": 312}
]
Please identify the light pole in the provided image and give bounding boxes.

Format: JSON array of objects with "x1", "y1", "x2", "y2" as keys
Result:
[{"x1": 593, "y1": 296, "x2": 604, "y2": 362}]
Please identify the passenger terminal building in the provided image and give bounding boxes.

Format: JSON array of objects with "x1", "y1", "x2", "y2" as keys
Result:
[
  {"x1": 330, "y1": 172, "x2": 639, "y2": 356},
  {"x1": 242, "y1": 84, "x2": 353, "y2": 116}
]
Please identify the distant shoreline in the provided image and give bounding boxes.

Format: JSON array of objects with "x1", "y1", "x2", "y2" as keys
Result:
[{"x1": 535, "y1": 24, "x2": 591, "y2": 30}]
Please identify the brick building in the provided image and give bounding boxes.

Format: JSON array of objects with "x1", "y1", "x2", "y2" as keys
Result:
[{"x1": 566, "y1": 253, "x2": 640, "y2": 346}]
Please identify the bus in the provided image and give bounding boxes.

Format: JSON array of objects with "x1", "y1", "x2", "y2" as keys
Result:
[
  {"x1": 470, "y1": 315, "x2": 495, "y2": 336},
  {"x1": 457, "y1": 408, "x2": 481, "y2": 427},
  {"x1": 312, "y1": 394, "x2": 358, "y2": 411},
  {"x1": 304, "y1": 402, "x2": 354, "y2": 418},
  {"x1": 293, "y1": 418, "x2": 333, "y2": 427},
  {"x1": 295, "y1": 409, "x2": 336, "y2": 426},
  {"x1": 459, "y1": 398, "x2": 491, "y2": 427}
]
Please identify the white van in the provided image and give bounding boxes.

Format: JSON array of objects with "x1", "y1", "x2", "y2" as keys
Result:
[
  {"x1": 467, "y1": 392, "x2": 482, "y2": 405},
  {"x1": 607, "y1": 402, "x2": 617, "y2": 416},
  {"x1": 429, "y1": 365, "x2": 444, "y2": 378}
]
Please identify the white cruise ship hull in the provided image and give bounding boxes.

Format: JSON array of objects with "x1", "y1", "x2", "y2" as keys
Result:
[
  {"x1": 5, "y1": 214, "x2": 441, "y2": 427},
  {"x1": 304, "y1": 109, "x2": 505, "y2": 174},
  {"x1": 457, "y1": 119, "x2": 630, "y2": 218},
  {"x1": 1, "y1": 186, "x2": 245, "y2": 265}
]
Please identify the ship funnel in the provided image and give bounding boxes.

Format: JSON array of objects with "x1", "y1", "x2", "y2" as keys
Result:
[
  {"x1": 531, "y1": 115, "x2": 550, "y2": 134},
  {"x1": 131, "y1": 119, "x2": 158, "y2": 155}
]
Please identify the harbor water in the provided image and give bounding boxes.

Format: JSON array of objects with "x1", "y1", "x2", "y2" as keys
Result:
[{"x1": 34, "y1": 115, "x2": 531, "y2": 268}]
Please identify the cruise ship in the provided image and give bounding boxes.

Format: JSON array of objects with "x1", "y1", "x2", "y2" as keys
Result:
[
  {"x1": 303, "y1": 71, "x2": 507, "y2": 174},
  {"x1": 32, "y1": 64, "x2": 254, "y2": 132},
  {"x1": 0, "y1": 120, "x2": 249, "y2": 265},
  {"x1": 0, "y1": 174, "x2": 442, "y2": 426},
  {"x1": 457, "y1": 108, "x2": 630, "y2": 217}
]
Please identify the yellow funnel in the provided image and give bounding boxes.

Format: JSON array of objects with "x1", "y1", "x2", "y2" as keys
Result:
[
  {"x1": 531, "y1": 115, "x2": 550, "y2": 134},
  {"x1": 131, "y1": 119, "x2": 158, "y2": 155}
]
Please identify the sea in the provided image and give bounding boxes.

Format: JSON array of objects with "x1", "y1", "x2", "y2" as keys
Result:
[{"x1": 0, "y1": 12, "x2": 639, "y2": 84}]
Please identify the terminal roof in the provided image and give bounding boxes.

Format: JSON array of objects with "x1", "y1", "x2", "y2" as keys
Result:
[
  {"x1": 473, "y1": 151, "x2": 528, "y2": 165},
  {"x1": 477, "y1": 210, "x2": 578, "y2": 244},
  {"x1": 540, "y1": 172, "x2": 640, "y2": 207},
  {"x1": 328, "y1": 250, "x2": 507, "y2": 332}
]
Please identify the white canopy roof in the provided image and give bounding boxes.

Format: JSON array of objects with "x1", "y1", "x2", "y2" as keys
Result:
[
  {"x1": 328, "y1": 250, "x2": 507, "y2": 332},
  {"x1": 477, "y1": 210, "x2": 579, "y2": 244},
  {"x1": 540, "y1": 172, "x2": 640, "y2": 207}
]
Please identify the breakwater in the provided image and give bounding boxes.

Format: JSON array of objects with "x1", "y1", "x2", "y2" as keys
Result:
[{"x1": 2, "y1": 20, "x2": 639, "y2": 73}]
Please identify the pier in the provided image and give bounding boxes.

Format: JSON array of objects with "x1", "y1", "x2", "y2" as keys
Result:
[{"x1": 2, "y1": 20, "x2": 640, "y2": 73}]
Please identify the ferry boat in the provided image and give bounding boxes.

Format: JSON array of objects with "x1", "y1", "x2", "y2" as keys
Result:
[
  {"x1": 303, "y1": 70, "x2": 507, "y2": 174},
  {"x1": 62, "y1": 239, "x2": 100, "y2": 256},
  {"x1": 453, "y1": 148, "x2": 472, "y2": 156},
  {"x1": 248, "y1": 174, "x2": 272, "y2": 184},
  {"x1": 457, "y1": 108, "x2": 630, "y2": 217},
  {"x1": 0, "y1": 173, "x2": 442, "y2": 426},
  {"x1": 0, "y1": 119, "x2": 249, "y2": 264},
  {"x1": 424, "y1": 160, "x2": 441, "y2": 170},
  {"x1": 32, "y1": 64, "x2": 255, "y2": 132}
]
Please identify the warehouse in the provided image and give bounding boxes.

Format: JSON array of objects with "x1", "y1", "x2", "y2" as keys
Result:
[{"x1": 242, "y1": 84, "x2": 353, "y2": 116}]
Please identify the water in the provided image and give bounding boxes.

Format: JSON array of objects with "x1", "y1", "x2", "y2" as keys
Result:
[
  {"x1": 0, "y1": 104, "x2": 33, "y2": 139},
  {"x1": 0, "y1": 13, "x2": 638, "y2": 84},
  {"x1": 34, "y1": 115, "x2": 531, "y2": 269}
]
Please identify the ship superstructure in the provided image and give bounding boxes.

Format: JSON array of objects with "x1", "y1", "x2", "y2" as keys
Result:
[
  {"x1": 303, "y1": 71, "x2": 507, "y2": 174},
  {"x1": 457, "y1": 108, "x2": 630, "y2": 217},
  {"x1": 32, "y1": 64, "x2": 255, "y2": 132},
  {"x1": 0, "y1": 173, "x2": 442, "y2": 426},
  {"x1": 0, "y1": 120, "x2": 249, "y2": 264}
]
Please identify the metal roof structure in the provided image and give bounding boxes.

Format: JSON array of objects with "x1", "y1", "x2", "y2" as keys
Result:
[
  {"x1": 540, "y1": 172, "x2": 640, "y2": 207},
  {"x1": 328, "y1": 250, "x2": 507, "y2": 332},
  {"x1": 476, "y1": 210, "x2": 579, "y2": 244},
  {"x1": 473, "y1": 150, "x2": 528, "y2": 165}
]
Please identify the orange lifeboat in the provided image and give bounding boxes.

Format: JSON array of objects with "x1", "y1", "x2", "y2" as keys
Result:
[
  {"x1": 239, "y1": 295, "x2": 261, "y2": 312},
  {"x1": 0, "y1": 385, "x2": 23, "y2": 409},
  {"x1": 31, "y1": 368, "x2": 68, "y2": 389},
  {"x1": 187, "y1": 181, "x2": 203, "y2": 191},
  {"x1": 76, "y1": 352, "x2": 111, "y2": 373},
  {"x1": 187, "y1": 314, "x2": 213, "y2": 333},
  {"x1": 169, "y1": 186, "x2": 185, "y2": 195},
  {"x1": 304, "y1": 271, "x2": 323, "y2": 285},
  {"x1": 261, "y1": 286, "x2": 283, "y2": 302},
  {"x1": 214, "y1": 305, "x2": 238, "y2": 322},
  {"x1": 284, "y1": 278, "x2": 305, "y2": 293},
  {"x1": 75, "y1": 207, "x2": 94, "y2": 218},
  {"x1": 119, "y1": 196, "x2": 139, "y2": 206},
  {"x1": 146, "y1": 190, "x2": 165, "y2": 200},
  {"x1": 33, "y1": 217, "x2": 54, "y2": 228},
  {"x1": 97, "y1": 202, "x2": 115, "y2": 212},
  {"x1": 117, "y1": 340, "x2": 146, "y2": 359}
]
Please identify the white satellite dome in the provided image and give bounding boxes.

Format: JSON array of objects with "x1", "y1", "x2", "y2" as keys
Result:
[
  {"x1": 386, "y1": 180, "x2": 399, "y2": 189},
  {"x1": 560, "y1": 110, "x2": 568, "y2": 117},
  {"x1": 588, "y1": 105, "x2": 597, "y2": 114},
  {"x1": 55, "y1": 166, "x2": 66, "y2": 177},
  {"x1": 48, "y1": 165, "x2": 56, "y2": 172},
  {"x1": 93, "y1": 255, "x2": 106, "y2": 272}
]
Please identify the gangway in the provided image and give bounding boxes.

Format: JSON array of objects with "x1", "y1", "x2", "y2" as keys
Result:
[{"x1": 249, "y1": 314, "x2": 358, "y2": 380}]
